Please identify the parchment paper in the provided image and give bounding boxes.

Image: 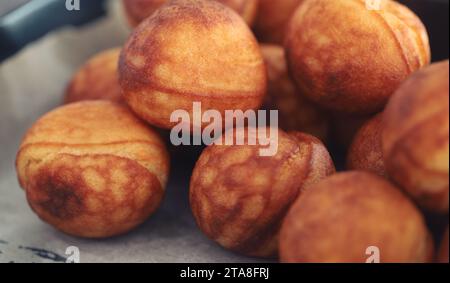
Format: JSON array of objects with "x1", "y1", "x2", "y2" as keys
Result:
[{"x1": 0, "y1": 0, "x2": 265, "y2": 263}]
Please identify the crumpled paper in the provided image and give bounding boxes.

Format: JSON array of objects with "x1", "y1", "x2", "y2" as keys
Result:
[{"x1": 0, "y1": 0, "x2": 265, "y2": 263}]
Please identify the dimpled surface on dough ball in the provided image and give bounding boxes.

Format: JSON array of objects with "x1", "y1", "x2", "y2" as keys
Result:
[
  {"x1": 189, "y1": 127, "x2": 334, "y2": 257},
  {"x1": 285, "y1": 0, "x2": 430, "y2": 114},
  {"x1": 16, "y1": 101, "x2": 170, "y2": 238},
  {"x1": 119, "y1": 0, "x2": 266, "y2": 129},
  {"x1": 65, "y1": 48, "x2": 123, "y2": 104},
  {"x1": 383, "y1": 60, "x2": 449, "y2": 213},
  {"x1": 280, "y1": 172, "x2": 434, "y2": 263}
]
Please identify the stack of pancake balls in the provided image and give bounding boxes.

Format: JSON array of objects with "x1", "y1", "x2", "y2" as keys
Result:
[{"x1": 15, "y1": 0, "x2": 448, "y2": 263}]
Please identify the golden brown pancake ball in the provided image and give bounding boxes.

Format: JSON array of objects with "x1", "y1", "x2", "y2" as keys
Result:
[
  {"x1": 261, "y1": 44, "x2": 329, "y2": 142},
  {"x1": 437, "y1": 226, "x2": 449, "y2": 263},
  {"x1": 64, "y1": 48, "x2": 123, "y2": 104},
  {"x1": 119, "y1": 0, "x2": 267, "y2": 129},
  {"x1": 383, "y1": 61, "x2": 449, "y2": 213},
  {"x1": 189, "y1": 127, "x2": 335, "y2": 257},
  {"x1": 289, "y1": 131, "x2": 336, "y2": 189},
  {"x1": 122, "y1": 0, "x2": 259, "y2": 27},
  {"x1": 347, "y1": 114, "x2": 387, "y2": 178},
  {"x1": 285, "y1": 0, "x2": 431, "y2": 114},
  {"x1": 16, "y1": 101, "x2": 170, "y2": 238},
  {"x1": 280, "y1": 172, "x2": 434, "y2": 263},
  {"x1": 254, "y1": 0, "x2": 303, "y2": 44}
]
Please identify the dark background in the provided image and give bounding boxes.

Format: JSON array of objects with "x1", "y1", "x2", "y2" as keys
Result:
[{"x1": 398, "y1": 0, "x2": 449, "y2": 61}]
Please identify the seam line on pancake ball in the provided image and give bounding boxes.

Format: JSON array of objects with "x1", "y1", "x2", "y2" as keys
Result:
[
  {"x1": 387, "y1": 109, "x2": 450, "y2": 176},
  {"x1": 351, "y1": 0, "x2": 414, "y2": 73}
]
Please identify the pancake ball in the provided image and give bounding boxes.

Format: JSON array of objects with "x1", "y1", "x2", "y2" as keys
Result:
[
  {"x1": 64, "y1": 48, "x2": 123, "y2": 104},
  {"x1": 437, "y1": 226, "x2": 449, "y2": 263},
  {"x1": 189, "y1": 127, "x2": 335, "y2": 257},
  {"x1": 16, "y1": 101, "x2": 170, "y2": 238},
  {"x1": 261, "y1": 44, "x2": 329, "y2": 142},
  {"x1": 254, "y1": 0, "x2": 303, "y2": 44},
  {"x1": 285, "y1": 0, "x2": 430, "y2": 114},
  {"x1": 289, "y1": 132, "x2": 336, "y2": 189},
  {"x1": 280, "y1": 172, "x2": 434, "y2": 263},
  {"x1": 383, "y1": 61, "x2": 449, "y2": 213},
  {"x1": 119, "y1": 0, "x2": 266, "y2": 129},
  {"x1": 347, "y1": 114, "x2": 387, "y2": 178},
  {"x1": 123, "y1": 0, "x2": 259, "y2": 27}
]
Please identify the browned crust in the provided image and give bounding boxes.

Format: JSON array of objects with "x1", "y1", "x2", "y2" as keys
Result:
[
  {"x1": 122, "y1": 86, "x2": 263, "y2": 129},
  {"x1": 119, "y1": 0, "x2": 266, "y2": 129},
  {"x1": 190, "y1": 128, "x2": 334, "y2": 257},
  {"x1": 284, "y1": 0, "x2": 430, "y2": 114},
  {"x1": 16, "y1": 101, "x2": 170, "y2": 238},
  {"x1": 189, "y1": 129, "x2": 303, "y2": 257},
  {"x1": 123, "y1": 0, "x2": 259, "y2": 27},
  {"x1": 17, "y1": 101, "x2": 166, "y2": 145},
  {"x1": 26, "y1": 153, "x2": 163, "y2": 238},
  {"x1": 347, "y1": 113, "x2": 387, "y2": 178},
  {"x1": 382, "y1": 61, "x2": 449, "y2": 213},
  {"x1": 289, "y1": 131, "x2": 336, "y2": 189},
  {"x1": 280, "y1": 172, "x2": 433, "y2": 263},
  {"x1": 16, "y1": 101, "x2": 170, "y2": 187},
  {"x1": 16, "y1": 140, "x2": 165, "y2": 189},
  {"x1": 64, "y1": 48, "x2": 123, "y2": 104}
]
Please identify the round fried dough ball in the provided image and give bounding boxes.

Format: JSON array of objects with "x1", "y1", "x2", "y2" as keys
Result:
[
  {"x1": 119, "y1": 0, "x2": 266, "y2": 129},
  {"x1": 261, "y1": 44, "x2": 329, "y2": 142},
  {"x1": 122, "y1": 0, "x2": 259, "y2": 27},
  {"x1": 64, "y1": 48, "x2": 123, "y2": 104},
  {"x1": 254, "y1": 0, "x2": 304, "y2": 44},
  {"x1": 280, "y1": 172, "x2": 434, "y2": 263},
  {"x1": 347, "y1": 114, "x2": 387, "y2": 178},
  {"x1": 16, "y1": 101, "x2": 170, "y2": 238},
  {"x1": 285, "y1": 0, "x2": 430, "y2": 114},
  {"x1": 189, "y1": 127, "x2": 335, "y2": 257},
  {"x1": 383, "y1": 61, "x2": 449, "y2": 213},
  {"x1": 289, "y1": 132, "x2": 336, "y2": 188}
]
